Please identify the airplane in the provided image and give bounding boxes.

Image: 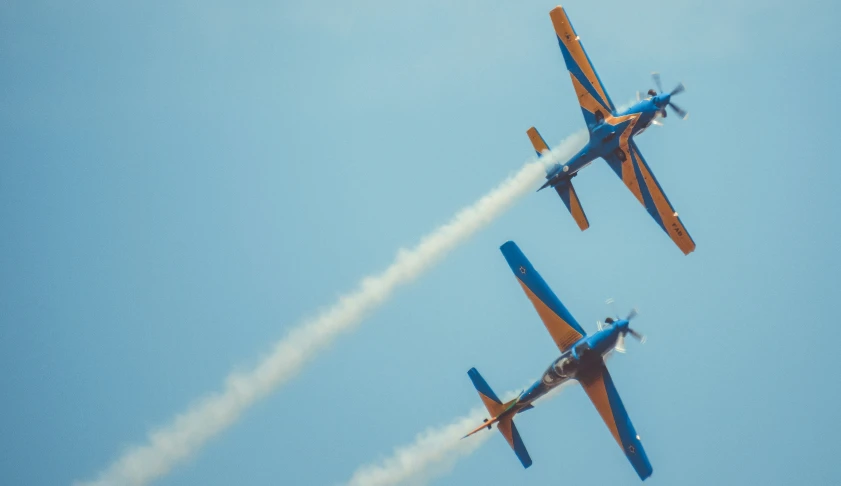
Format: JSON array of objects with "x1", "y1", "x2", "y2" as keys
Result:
[
  {"x1": 528, "y1": 6, "x2": 695, "y2": 255},
  {"x1": 463, "y1": 240, "x2": 653, "y2": 480}
]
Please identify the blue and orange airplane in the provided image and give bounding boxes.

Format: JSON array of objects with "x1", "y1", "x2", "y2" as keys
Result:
[
  {"x1": 528, "y1": 6, "x2": 695, "y2": 255},
  {"x1": 463, "y1": 241, "x2": 652, "y2": 480}
]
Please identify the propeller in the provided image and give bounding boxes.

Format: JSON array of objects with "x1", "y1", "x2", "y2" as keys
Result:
[
  {"x1": 648, "y1": 72, "x2": 688, "y2": 120},
  {"x1": 651, "y1": 72, "x2": 663, "y2": 93},
  {"x1": 601, "y1": 305, "x2": 647, "y2": 352},
  {"x1": 629, "y1": 328, "x2": 647, "y2": 344},
  {"x1": 624, "y1": 307, "x2": 646, "y2": 342},
  {"x1": 668, "y1": 101, "x2": 688, "y2": 119},
  {"x1": 614, "y1": 332, "x2": 626, "y2": 353}
]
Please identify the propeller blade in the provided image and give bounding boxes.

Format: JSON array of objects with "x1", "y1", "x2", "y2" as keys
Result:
[
  {"x1": 628, "y1": 329, "x2": 647, "y2": 344},
  {"x1": 670, "y1": 82, "x2": 685, "y2": 96},
  {"x1": 668, "y1": 102, "x2": 688, "y2": 119},
  {"x1": 651, "y1": 72, "x2": 663, "y2": 92},
  {"x1": 615, "y1": 334, "x2": 626, "y2": 353},
  {"x1": 626, "y1": 308, "x2": 638, "y2": 321}
]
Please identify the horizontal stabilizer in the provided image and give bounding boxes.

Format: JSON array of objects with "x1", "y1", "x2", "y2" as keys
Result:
[
  {"x1": 528, "y1": 126, "x2": 561, "y2": 188},
  {"x1": 527, "y1": 126, "x2": 550, "y2": 156},
  {"x1": 555, "y1": 180, "x2": 589, "y2": 231},
  {"x1": 468, "y1": 367, "x2": 504, "y2": 417},
  {"x1": 465, "y1": 368, "x2": 533, "y2": 469},
  {"x1": 497, "y1": 417, "x2": 533, "y2": 468}
]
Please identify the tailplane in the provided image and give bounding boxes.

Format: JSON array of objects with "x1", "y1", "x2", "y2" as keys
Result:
[
  {"x1": 555, "y1": 180, "x2": 590, "y2": 231},
  {"x1": 464, "y1": 368, "x2": 533, "y2": 468},
  {"x1": 527, "y1": 126, "x2": 590, "y2": 231}
]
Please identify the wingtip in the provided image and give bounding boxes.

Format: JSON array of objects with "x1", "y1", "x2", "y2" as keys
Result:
[
  {"x1": 500, "y1": 240, "x2": 516, "y2": 249},
  {"x1": 549, "y1": 5, "x2": 567, "y2": 22}
]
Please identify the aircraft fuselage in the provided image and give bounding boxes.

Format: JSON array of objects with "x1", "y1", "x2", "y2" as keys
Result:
[
  {"x1": 501, "y1": 319, "x2": 632, "y2": 416},
  {"x1": 544, "y1": 97, "x2": 670, "y2": 186}
]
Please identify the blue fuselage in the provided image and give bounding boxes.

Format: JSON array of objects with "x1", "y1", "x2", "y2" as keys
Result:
[
  {"x1": 544, "y1": 96, "x2": 671, "y2": 185},
  {"x1": 503, "y1": 320, "x2": 631, "y2": 414}
]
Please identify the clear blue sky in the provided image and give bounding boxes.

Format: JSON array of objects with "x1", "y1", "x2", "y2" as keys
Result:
[{"x1": 2, "y1": 0, "x2": 840, "y2": 484}]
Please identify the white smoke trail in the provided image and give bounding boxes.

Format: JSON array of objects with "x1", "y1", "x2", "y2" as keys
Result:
[
  {"x1": 345, "y1": 384, "x2": 572, "y2": 486},
  {"x1": 346, "y1": 406, "x2": 491, "y2": 486},
  {"x1": 77, "y1": 131, "x2": 588, "y2": 486}
]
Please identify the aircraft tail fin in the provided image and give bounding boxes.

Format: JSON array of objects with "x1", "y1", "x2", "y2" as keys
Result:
[
  {"x1": 554, "y1": 180, "x2": 590, "y2": 231},
  {"x1": 464, "y1": 368, "x2": 533, "y2": 468},
  {"x1": 527, "y1": 126, "x2": 589, "y2": 232},
  {"x1": 527, "y1": 126, "x2": 551, "y2": 157},
  {"x1": 467, "y1": 367, "x2": 506, "y2": 418},
  {"x1": 527, "y1": 126, "x2": 560, "y2": 176}
]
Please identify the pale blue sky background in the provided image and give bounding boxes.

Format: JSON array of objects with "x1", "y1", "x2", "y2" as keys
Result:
[{"x1": 2, "y1": 1, "x2": 841, "y2": 485}]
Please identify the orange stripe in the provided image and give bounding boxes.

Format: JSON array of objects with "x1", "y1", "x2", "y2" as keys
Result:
[
  {"x1": 581, "y1": 374, "x2": 622, "y2": 447},
  {"x1": 496, "y1": 418, "x2": 517, "y2": 450},
  {"x1": 631, "y1": 146, "x2": 696, "y2": 254},
  {"x1": 607, "y1": 113, "x2": 638, "y2": 127},
  {"x1": 517, "y1": 279, "x2": 582, "y2": 352},
  {"x1": 617, "y1": 127, "x2": 644, "y2": 206},
  {"x1": 527, "y1": 127, "x2": 549, "y2": 153},
  {"x1": 568, "y1": 185, "x2": 589, "y2": 231},
  {"x1": 478, "y1": 392, "x2": 504, "y2": 417},
  {"x1": 570, "y1": 74, "x2": 605, "y2": 116},
  {"x1": 550, "y1": 7, "x2": 610, "y2": 111},
  {"x1": 622, "y1": 157, "x2": 645, "y2": 206}
]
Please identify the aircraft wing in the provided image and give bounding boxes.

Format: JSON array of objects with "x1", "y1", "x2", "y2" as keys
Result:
[
  {"x1": 603, "y1": 139, "x2": 696, "y2": 255},
  {"x1": 579, "y1": 362, "x2": 653, "y2": 480},
  {"x1": 550, "y1": 6, "x2": 616, "y2": 129},
  {"x1": 500, "y1": 241, "x2": 586, "y2": 353}
]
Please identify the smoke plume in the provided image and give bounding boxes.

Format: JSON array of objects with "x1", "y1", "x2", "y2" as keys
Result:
[{"x1": 78, "y1": 132, "x2": 588, "y2": 486}]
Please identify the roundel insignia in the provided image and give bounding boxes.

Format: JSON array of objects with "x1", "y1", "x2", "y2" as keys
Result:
[{"x1": 519, "y1": 266, "x2": 526, "y2": 275}]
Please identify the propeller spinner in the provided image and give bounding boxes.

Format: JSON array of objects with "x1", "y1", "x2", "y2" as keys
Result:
[
  {"x1": 605, "y1": 307, "x2": 646, "y2": 353},
  {"x1": 648, "y1": 72, "x2": 688, "y2": 120}
]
